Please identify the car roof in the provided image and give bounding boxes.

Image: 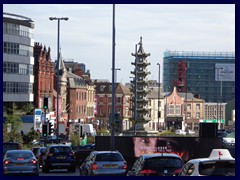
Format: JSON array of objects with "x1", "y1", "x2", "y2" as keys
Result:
[
  {"x1": 48, "y1": 144, "x2": 71, "y2": 147},
  {"x1": 5, "y1": 150, "x2": 32, "y2": 153},
  {"x1": 92, "y1": 150, "x2": 120, "y2": 154},
  {"x1": 186, "y1": 149, "x2": 235, "y2": 163},
  {"x1": 140, "y1": 153, "x2": 182, "y2": 159}
]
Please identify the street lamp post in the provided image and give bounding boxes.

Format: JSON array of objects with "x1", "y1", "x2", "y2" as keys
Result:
[
  {"x1": 110, "y1": 4, "x2": 116, "y2": 151},
  {"x1": 214, "y1": 67, "x2": 223, "y2": 130},
  {"x1": 49, "y1": 17, "x2": 68, "y2": 137},
  {"x1": 157, "y1": 63, "x2": 160, "y2": 131}
]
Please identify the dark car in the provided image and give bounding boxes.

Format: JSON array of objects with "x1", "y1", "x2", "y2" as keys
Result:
[
  {"x1": 41, "y1": 144, "x2": 76, "y2": 173},
  {"x1": 3, "y1": 150, "x2": 39, "y2": 176},
  {"x1": 80, "y1": 150, "x2": 127, "y2": 176},
  {"x1": 31, "y1": 147, "x2": 40, "y2": 156},
  {"x1": 127, "y1": 153, "x2": 184, "y2": 176},
  {"x1": 3, "y1": 142, "x2": 22, "y2": 156},
  {"x1": 35, "y1": 147, "x2": 47, "y2": 167}
]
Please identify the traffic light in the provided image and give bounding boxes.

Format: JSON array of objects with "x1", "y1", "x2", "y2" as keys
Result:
[
  {"x1": 114, "y1": 113, "x2": 120, "y2": 128},
  {"x1": 42, "y1": 124, "x2": 48, "y2": 137},
  {"x1": 48, "y1": 122, "x2": 55, "y2": 135},
  {"x1": 114, "y1": 113, "x2": 119, "y2": 122},
  {"x1": 43, "y1": 97, "x2": 48, "y2": 109}
]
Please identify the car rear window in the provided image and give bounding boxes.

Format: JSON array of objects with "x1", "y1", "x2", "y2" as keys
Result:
[
  {"x1": 96, "y1": 153, "x2": 124, "y2": 161},
  {"x1": 50, "y1": 146, "x2": 72, "y2": 153},
  {"x1": 199, "y1": 160, "x2": 235, "y2": 176},
  {"x1": 7, "y1": 151, "x2": 33, "y2": 158},
  {"x1": 144, "y1": 157, "x2": 183, "y2": 170}
]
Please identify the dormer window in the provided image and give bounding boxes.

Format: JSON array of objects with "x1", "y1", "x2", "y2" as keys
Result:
[{"x1": 100, "y1": 85, "x2": 106, "y2": 92}]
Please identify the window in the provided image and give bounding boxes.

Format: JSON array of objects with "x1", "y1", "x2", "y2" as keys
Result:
[
  {"x1": 100, "y1": 85, "x2": 105, "y2": 92},
  {"x1": 175, "y1": 105, "x2": 181, "y2": 115},
  {"x1": 169, "y1": 105, "x2": 174, "y2": 114},
  {"x1": 117, "y1": 97, "x2": 121, "y2": 103},
  {"x1": 187, "y1": 104, "x2": 191, "y2": 110},
  {"x1": 196, "y1": 112, "x2": 200, "y2": 118},
  {"x1": 196, "y1": 104, "x2": 200, "y2": 110}
]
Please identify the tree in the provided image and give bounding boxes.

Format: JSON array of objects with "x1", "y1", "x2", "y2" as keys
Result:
[
  {"x1": 3, "y1": 104, "x2": 23, "y2": 143},
  {"x1": 22, "y1": 127, "x2": 41, "y2": 149},
  {"x1": 22, "y1": 103, "x2": 35, "y2": 115}
]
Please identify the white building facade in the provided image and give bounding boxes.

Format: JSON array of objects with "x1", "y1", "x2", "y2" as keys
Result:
[{"x1": 3, "y1": 12, "x2": 35, "y2": 103}]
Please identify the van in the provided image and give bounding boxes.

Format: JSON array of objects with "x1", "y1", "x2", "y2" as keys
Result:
[
  {"x1": 3, "y1": 142, "x2": 22, "y2": 155},
  {"x1": 73, "y1": 123, "x2": 96, "y2": 136},
  {"x1": 81, "y1": 124, "x2": 96, "y2": 136}
]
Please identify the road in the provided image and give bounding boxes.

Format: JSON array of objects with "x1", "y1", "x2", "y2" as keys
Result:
[{"x1": 40, "y1": 167, "x2": 80, "y2": 176}]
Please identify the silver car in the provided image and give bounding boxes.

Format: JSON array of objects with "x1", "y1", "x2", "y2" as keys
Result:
[
  {"x1": 178, "y1": 149, "x2": 235, "y2": 176},
  {"x1": 80, "y1": 150, "x2": 127, "y2": 176},
  {"x1": 3, "y1": 150, "x2": 39, "y2": 176}
]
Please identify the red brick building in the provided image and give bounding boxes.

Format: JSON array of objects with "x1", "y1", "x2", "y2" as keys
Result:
[
  {"x1": 94, "y1": 81, "x2": 132, "y2": 130},
  {"x1": 33, "y1": 43, "x2": 55, "y2": 110}
]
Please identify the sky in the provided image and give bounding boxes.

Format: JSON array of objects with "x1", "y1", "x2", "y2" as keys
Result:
[{"x1": 3, "y1": 4, "x2": 235, "y2": 84}]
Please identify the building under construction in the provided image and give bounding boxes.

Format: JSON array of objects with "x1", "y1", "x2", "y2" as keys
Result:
[{"x1": 163, "y1": 51, "x2": 235, "y2": 103}]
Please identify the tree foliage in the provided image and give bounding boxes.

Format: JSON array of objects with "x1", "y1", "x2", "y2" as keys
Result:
[{"x1": 3, "y1": 104, "x2": 23, "y2": 143}]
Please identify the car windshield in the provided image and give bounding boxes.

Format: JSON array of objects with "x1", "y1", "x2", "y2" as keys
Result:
[
  {"x1": 50, "y1": 146, "x2": 72, "y2": 153},
  {"x1": 95, "y1": 153, "x2": 124, "y2": 161},
  {"x1": 226, "y1": 132, "x2": 235, "y2": 138},
  {"x1": 7, "y1": 151, "x2": 33, "y2": 158},
  {"x1": 199, "y1": 160, "x2": 235, "y2": 176},
  {"x1": 144, "y1": 157, "x2": 183, "y2": 170}
]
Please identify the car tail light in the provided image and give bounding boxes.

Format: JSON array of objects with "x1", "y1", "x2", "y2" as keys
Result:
[
  {"x1": 28, "y1": 159, "x2": 38, "y2": 164},
  {"x1": 123, "y1": 161, "x2": 127, "y2": 169},
  {"x1": 173, "y1": 169, "x2": 182, "y2": 176},
  {"x1": 139, "y1": 169, "x2": 158, "y2": 175},
  {"x1": 3, "y1": 160, "x2": 12, "y2": 165},
  {"x1": 91, "y1": 163, "x2": 98, "y2": 170}
]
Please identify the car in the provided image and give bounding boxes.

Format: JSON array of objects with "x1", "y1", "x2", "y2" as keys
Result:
[
  {"x1": 127, "y1": 153, "x2": 184, "y2": 176},
  {"x1": 175, "y1": 129, "x2": 187, "y2": 135},
  {"x1": 31, "y1": 146, "x2": 40, "y2": 157},
  {"x1": 217, "y1": 132, "x2": 228, "y2": 138},
  {"x1": 3, "y1": 150, "x2": 39, "y2": 176},
  {"x1": 178, "y1": 149, "x2": 235, "y2": 176},
  {"x1": 223, "y1": 132, "x2": 235, "y2": 148},
  {"x1": 41, "y1": 144, "x2": 76, "y2": 173},
  {"x1": 3, "y1": 142, "x2": 22, "y2": 156},
  {"x1": 35, "y1": 147, "x2": 47, "y2": 167},
  {"x1": 80, "y1": 150, "x2": 127, "y2": 176},
  {"x1": 187, "y1": 130, "x2": 196, "y2": 135}
]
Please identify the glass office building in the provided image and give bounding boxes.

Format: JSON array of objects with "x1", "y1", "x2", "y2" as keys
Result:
[
  {"x1": 3, "y1": 12, "x2": 35, "y2": 104},
  {"x1": 163, "y1": 51, "x2": 235, "y2": 103}
]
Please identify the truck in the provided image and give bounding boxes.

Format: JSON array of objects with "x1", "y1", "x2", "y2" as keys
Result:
[{"x1": 72, "y1": 123, "x2": 96, "y2": 136}]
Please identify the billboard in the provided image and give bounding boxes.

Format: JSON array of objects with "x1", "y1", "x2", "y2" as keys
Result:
[
  {"x1": 215, "y1": 63, "x2": 235, "y2": 81},
  {"x1": 95, "y1": 136, "x2": 223, "y2": 164}
]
